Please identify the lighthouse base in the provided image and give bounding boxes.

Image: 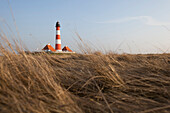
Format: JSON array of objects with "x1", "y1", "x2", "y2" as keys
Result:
[
  {"x1": 55, "y1": 50, "x2": 62, "y2": 52},
  {"x1": 53, "y1": 51, "x2": 75, "y2": 54}
]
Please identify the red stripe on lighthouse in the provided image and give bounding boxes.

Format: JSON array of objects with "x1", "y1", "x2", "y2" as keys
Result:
[{"x1": 55, "y1": 21, "x2": 62, "y2": 51}]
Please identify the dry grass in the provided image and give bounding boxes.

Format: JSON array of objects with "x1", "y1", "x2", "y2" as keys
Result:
[{"x1": 0, "y1": 38, "x2": 170, "y2": 113}]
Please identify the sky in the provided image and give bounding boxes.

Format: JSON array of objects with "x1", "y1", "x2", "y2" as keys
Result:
[{"x1": 0, "y1": 0, "x2": 170, "y2": 54}]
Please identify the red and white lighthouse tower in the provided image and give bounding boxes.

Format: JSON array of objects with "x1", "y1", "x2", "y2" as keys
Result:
[{"x1": 55, "y1": 21, "x2": 62, "y2": 51}]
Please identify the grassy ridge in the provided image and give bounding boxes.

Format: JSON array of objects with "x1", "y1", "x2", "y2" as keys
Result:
[{"x1": 0, "y1": 47, "x2": 170, "y2": 113}]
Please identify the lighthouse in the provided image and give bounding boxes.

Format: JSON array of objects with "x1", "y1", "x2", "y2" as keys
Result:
[
  {"x1": 55, "y1": 21, "x2": 62, "y2": 51},
  {"x1": 42, "y1": 21, "x2": 74, "y2": 53}
]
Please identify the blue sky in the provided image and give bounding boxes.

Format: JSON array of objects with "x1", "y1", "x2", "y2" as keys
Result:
[{"x1": 0, "y1": 0, "x2": 170, "y2": 53}]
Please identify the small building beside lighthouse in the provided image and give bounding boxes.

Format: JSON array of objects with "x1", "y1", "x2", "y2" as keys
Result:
[
  {"x1": 62, "y1": 46, "x2": 73, "y2": 52},
  {"x1": 42, "y1": 43, "x2": 56, "y2": 52}
]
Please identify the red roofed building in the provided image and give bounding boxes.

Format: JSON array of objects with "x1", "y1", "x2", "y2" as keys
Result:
[
  {"x1": 62, "y1": 46, "x2": 72, "y2": 52},
  {"x1": 42, "y1": 43, "x2": 56, "y2": 52}
]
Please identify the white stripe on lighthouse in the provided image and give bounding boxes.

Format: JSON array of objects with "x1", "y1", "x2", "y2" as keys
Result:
[
  {"x1": 56, "y1": 30, "x2": 60, "y2": 35},
  {"x1": 56, "y1": 39, "x2": 61, "y2": 44}
]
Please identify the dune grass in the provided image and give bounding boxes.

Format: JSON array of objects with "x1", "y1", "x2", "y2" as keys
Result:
[{"x1": 0, "y1": 35, "x2": 170, "y2": 113}]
